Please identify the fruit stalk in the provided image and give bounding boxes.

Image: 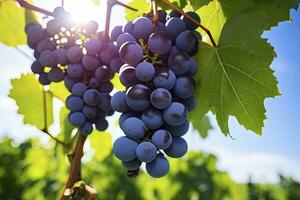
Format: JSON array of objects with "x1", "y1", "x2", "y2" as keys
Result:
[{"x1": 160, "y1": 0, "x2": 217, "y2": 47}]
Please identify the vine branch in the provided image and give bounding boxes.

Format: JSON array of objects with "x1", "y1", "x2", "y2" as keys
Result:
[
  {"x1": 61, "y1": 134, "x2": 87, "y2": 199},
  {"x1": 104, "y1": 0, "x2": 138, "y2": 41},
  {"x1": 16, "y1": 0, "x2": 54, "y2": 16},
  {"x1": 160, "y1": 0, "x2": 217, "y2": 47}
]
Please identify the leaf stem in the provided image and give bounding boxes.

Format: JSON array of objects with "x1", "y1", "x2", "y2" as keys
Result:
[
  {"x1": 42, "y1": 130, "x2": 69, "y2": 147},
  {"x1": 160, "y1": 0, "x2": 217, "y2": 47},
  {"x1": 42, "y1": 89, "x2": 49, "y2": 132},
  {"x1": 61, "y1": 133, "x2": 87, "y2": 199},
  {"x1": 16, "y1": 0, "x2": 54, "y2": 16}
]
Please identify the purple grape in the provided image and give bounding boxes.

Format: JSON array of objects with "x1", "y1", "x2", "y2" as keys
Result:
[
  {"x1": 146, "y1": 155, "x2": 169, "y2": 178},
  {"x1": 135, "y1": 62, "x2": 155, "y2": 81},
  {"x1": 173, "y1": 76, "x2": 195, "y2": 98},
  {"x1": 148, "y1": 31, "x2": 172, "y2": 55},
  {"x1": 113, "y1": 136, "x2": 138, "y2": 161},
  {"x1": 116, "y1": 33, "x2": 136, "y2": 49},
  {"x1": 150, "y1": 88, "x2": 172, "y2": 110},
  {"x1": 126, "y1": 84, "x2": 151, "y2": 111},
  {"x1": 132, "y1": 17, "x2": 153, "y2": 39},
  {"x1": 163, "y1": 102, "x2": 187, "y2": 126},
  {"x1": 72, "y1": 82, "x2": 88, "y2": 97},
  {"x1": 122, "y1": 117, "x2": 146, "y2": 139},
  {"x1": 67, "y1": 63, "x2": 84, "y2": 78},
  {"x1": 136, "y1": 142, "x2": 157, "y2": 162},
  {"x1": 141, "y1": 107, "x2": 163, "y2": 130},
  {"x1": 69, "y1": 112, "x2": 86, "y2": 127},
  {"x1": 39, "y1": 50, "x2": 57, "y2": 67},
  {"x1": 95, "y1": 65, "x2": 112, "y2": 82},
  {"x1": 66, "y1": 96, "x2": 84, "y2": 112},
  {"x1": 85, "y1": 38, "x2": 103, "y2": 56},
  {"x1": 165, "y1": 17, "x2": 186, "y2": 40},
  {"x1": 110, "y1": 25, "x2": 123, "y2": 41},
  {"x1": 47, "y1": 67, "x2": 65, "y2": 82},
  {"x1": 82, "y1": 55, "x2": 100, "y2": 71},
  {"x1": 153, "y1": 68, "x2": 176, "y2": 90},
  {"x1": 164, "y1": 137, "x2": 187, "y2": 158},
  {"x1": 152, "y1": 130, "x2": 172, "y2": 150},
  {"x1": 83, "y1": 89, "x2": 101, "y2": 106},
  {"x1": 119, "y1": 41, "x2": 143, "y2": 66},
  {"x1": 119, "y1": 64, "x2": 138, "y2": 87},
  {"x1": 67, "y1": 46, "x2": 83, "y2": 63},
  {"x1": 168, "y1": 51, "x2": 191, "y2": 75}
]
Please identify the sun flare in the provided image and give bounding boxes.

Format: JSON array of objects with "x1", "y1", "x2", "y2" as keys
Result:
[{"x1": 64, "y1": 0, "x2": 105, "y2": 28}]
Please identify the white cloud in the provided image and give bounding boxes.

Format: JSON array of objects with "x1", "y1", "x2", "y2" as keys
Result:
[{"x1": 185, "y1": 130, "x2": 300, "y2": 183}]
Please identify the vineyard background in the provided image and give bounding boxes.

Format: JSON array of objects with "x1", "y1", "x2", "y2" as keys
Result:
[{"x1": 0, "y1": 0, "x2": 300, "y2": 199}]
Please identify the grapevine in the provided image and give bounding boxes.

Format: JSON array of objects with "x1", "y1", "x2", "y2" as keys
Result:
[{"x1": 2, "y1": 0, "x2": 296, "y2": 198}]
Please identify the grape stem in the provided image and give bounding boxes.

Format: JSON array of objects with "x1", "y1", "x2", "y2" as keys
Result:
[
  {"x1": 104, "y1": 0, "x2": 138, "y2": 41},
  {"x1": 151, "y1": 0, "x2": 159, "y2": 24},
  {"x1": 16, "y1": 0, "x2": 54, "y2": 16},
  {"x1": 160, "y1": 0, "x2": 217, "y2": 47},
  {"x1": 61, "y1": 133, "x2": 87, "y2": 199}
]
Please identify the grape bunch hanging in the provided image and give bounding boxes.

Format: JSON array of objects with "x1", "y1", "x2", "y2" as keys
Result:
[
  {"x1": 25, "y1": 3, "x2": 201, "y2": 178},
  {"x1": 25, "y1": 7, "x2": 119, "y2": 135},
  {"x1": 111, "y1": 10, "x2": 200, "y2": 178}
]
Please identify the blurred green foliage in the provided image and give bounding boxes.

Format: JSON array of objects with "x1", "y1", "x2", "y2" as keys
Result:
[{"x1": 0, "y1": 135, "x2": 299, "y2": 200}]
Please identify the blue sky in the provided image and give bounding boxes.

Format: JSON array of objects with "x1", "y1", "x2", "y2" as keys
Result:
[{"x1": 0, "y1": 0, "x2": 299, "y2": 183}]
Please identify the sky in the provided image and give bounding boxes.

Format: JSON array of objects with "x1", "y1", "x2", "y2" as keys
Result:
[{"x1": 0, "y1": 0, "x2": 299, "y2": 183}]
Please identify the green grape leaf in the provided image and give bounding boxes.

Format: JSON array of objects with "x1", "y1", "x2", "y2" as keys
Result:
[
  {"x1": 50, "y1": 82, "x2": 70, "y2": 102},
  {"x1": 254, "y1": 0, "x2": 300, "y2": 29},
  {"x1": 126, "y1": 0, "x2": 149, "y2": 21},
  {"x1": 196, "y1": 0, "x2": 299, "y2": 43},
  {"x1": 189, "y1": 0, "x2": 212, "y2": 11},
  {"x1": 111, "y1": 75, "x2": 125, "y2": 91},
  {"x1": 25, "y1": 9, "x2": 38, "y2": 24},
  {"x1": 189, "y1": 115, "x2": 212, "y2": 138},
  {"x1": 193, "y1": 10, "x2": 280, "y2": 135},
  {"x1": 0, "y1": 1, "x2": 27, "y2": 46},
  {"x1": 196, "y1": 0, "x2": 254, "y2": 43},
  {"x1": 9, "y1": 74, "x2": 54, "y2": 130},
  {"x1": 89, "y1": 132, "x2": 112, "y2": 162}
]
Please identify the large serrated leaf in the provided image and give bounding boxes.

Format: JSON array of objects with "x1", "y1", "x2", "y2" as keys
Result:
[
  {"x1": 196, "y1": 0, "x2": 299, "y2": 43},
  {"x1": 126, "y1": 0, "x2": 149, "y2": 21},
  {"x1": 0, "y1": 1, "x2": 27, "y2": 46},
  {"x1": 193, "y1": 10, "x2": 280, "y2": 135},
  {"x1": 50, "y1": 82, "x2": 70, "y2": 102},
  {"x1": 196, "y1": 0, "x2": 253, "y2": 43},
  {"x1": 9, "y1": 74, "x2": 54, "y2": 130},
  {"x1": 254, "y1": 0, "x2": 300, "y2": 29},
  {"x1": 189, "y1": 0, "x2": 212, "y2": 11}
]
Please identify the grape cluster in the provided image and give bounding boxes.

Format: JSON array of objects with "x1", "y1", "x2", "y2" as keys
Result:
[
  {"x1": 111, "y1": 10, "x2": 201, "y2": 178},
  {"x1": 26, "y1": 7, "x2": 118, "y2": 135}
]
